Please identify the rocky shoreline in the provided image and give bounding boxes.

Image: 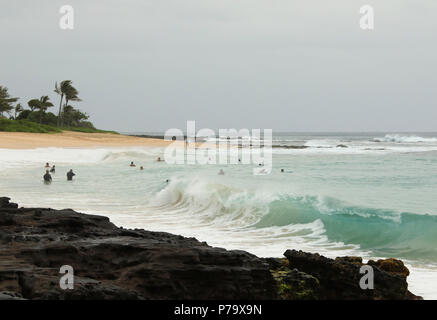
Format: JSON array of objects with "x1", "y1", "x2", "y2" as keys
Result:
[{"x1": 0, "y1": 197, "x2": 422, "y2": 300}]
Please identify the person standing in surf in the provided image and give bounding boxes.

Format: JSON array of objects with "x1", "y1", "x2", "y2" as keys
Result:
[
  {"x1": 43, "y1": 170, "x2": 52, "y2": 184},
  {"x1": 67, "y1": 169, "x2": 76, "y2": 181}
]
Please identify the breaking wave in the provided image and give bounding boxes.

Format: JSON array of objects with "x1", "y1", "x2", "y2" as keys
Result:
[
  {"x1": 145, "y1": 177, "x2": 437, "y2": 263},
  {"x1": 374, "y1": 134, "x2": 437, "y2": 143}
]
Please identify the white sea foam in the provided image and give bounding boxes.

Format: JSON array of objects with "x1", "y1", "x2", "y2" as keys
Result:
[
  {"x1": 373, "y1": 134, "x2": 437, "y2": 143},
  {"x1": 1, "y1": 141, "x2": 437, "y2": 299},
  {"x1": 0, "y1": 147, "x2": 164, "y2": 171}
]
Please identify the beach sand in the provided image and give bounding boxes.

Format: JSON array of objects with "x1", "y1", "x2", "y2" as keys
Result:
[{"x1": 0, "y1": 131, "x2": 173, "y2": 149}]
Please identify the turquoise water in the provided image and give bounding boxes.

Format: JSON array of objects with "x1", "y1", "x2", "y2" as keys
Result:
[{"x1": 1, "y1": 133, "x2": 436, "y2": 298}]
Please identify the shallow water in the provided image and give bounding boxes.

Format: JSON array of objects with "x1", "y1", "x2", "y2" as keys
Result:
[{"x1": 1, "y1": 133, "x2": 436, "y2": 299}]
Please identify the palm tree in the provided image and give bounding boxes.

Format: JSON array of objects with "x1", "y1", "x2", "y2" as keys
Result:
[
  {"x1": 62, "y1": 85, "x2": 81, "y2": 127},
  {"x1": 28, "y1": 96, "x2": 54, "y2": 123},
  {"x1": 39, "y1": 96, "x2": 54, "y2": 112},
  {"x1": 27, "y1": 99, "x2": 41, "y2": 112},
  {"x1": 54, "y1": 80, "x2": 73, "y2": 127},
  {"x1": 0, "y1": 86, "x2": 18, "y2": 117},
  {"x1": 14, "y1": 103, "x2": 23, "y2": 119}
]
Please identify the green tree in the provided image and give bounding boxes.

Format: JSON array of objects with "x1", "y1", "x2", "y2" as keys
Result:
[
  {"x1": 62, "y1": 105, "x2": 89, "y2": 127},
  {"x1": 55, "y1": 80, "x2": 81, "y2": 127},
  {"x1": 28, "y1": 96, "x2": 54, "y2": 123},
  {"x1": 27, "y1": 99, "x2": 41, "y2": 112},
  {"x1": 14, "y1": 103, "x2": 24, "y2": 119},
  {"x1": 62, "y1": 86, "x2": 81, "y2": 127},
  {"x1": 16, "y1": 109, "x2": 32, "y2": 120},
  {"x1": 39, "y1": 95, "x2": 54, "y2": 112},
  {"x1": 0, "y1": 86, "x2": 19, "y2": 117},
  {"x1": 55, "y1": 80, "x2": 70, "y2": 126}
]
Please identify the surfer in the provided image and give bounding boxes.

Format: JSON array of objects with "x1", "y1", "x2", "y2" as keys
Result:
[
  {"x1": 130, "y1": 161, "x2": 136, "y2": 167},
  {"x1": 50, "y1": 165, "x2": 56, "y2": 173},
  {"x1": 67, "y1": 169, "x2": 75, "y2": 181}
]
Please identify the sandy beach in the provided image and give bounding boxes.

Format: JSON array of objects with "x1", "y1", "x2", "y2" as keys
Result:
[{"x1": 0, "y1": 131, "x2": 173, "y2": 149}]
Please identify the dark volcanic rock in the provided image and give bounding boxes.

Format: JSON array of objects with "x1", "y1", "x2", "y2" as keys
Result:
[
  {"x1": 266, "y1": 258, "x2": 320, "y2": 300},
  {"x1": 0, "y1": 197, "x2": 18, "y2": 209},
  {"x1": 0, "y1": 197, "x2": 422, "y2": 300},
  {"x1": 0, "y1": 197, "x2": 276, "y2": 300},
  {"x1": 284, "y1": 250, "x2": 421, "y2": 300},
  {"x1": 367, "y1": 258, "x2": 410, "y2": 279}
]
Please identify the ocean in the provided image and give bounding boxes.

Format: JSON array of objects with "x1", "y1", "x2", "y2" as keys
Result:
[{"x1": 1, "y1": 132, "x2": 436, "y2": 299}]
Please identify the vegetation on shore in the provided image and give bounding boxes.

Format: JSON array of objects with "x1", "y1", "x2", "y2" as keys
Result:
[
  {"x1": 0, "y1": 82, "x2": 117, "y2": 134},
  {"x1": 0, "y1": 118, "x2": 117, "y2": 134},
  {"x1": 0, "y1": 119, "x2": 61, "y2": 133}
]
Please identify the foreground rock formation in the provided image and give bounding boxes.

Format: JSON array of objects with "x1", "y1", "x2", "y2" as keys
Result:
[{"x1": 0, "y1": 197, "x2": 422, "y2": 300}]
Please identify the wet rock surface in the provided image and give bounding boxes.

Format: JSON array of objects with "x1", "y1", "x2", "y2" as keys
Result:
[
  {"x1": 283, "y1": 250, "x2": 421, "y2": 300},
  {"x1": 0, "y1": 197, "x2": 422, "y2": 300}
]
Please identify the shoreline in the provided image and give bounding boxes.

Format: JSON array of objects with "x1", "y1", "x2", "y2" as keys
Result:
[
  {"x1": 0, "y1": 197, "x2": 422, "y2": 300},
  {"x1": 0, "y1": 131, "x2": 173, "y2": 149}
]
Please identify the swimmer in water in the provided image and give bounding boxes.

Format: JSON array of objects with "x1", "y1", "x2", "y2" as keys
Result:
[
  {"x1": 157, "y1": 157, "x2": 164, "y2": 162},
  {"x1": 67, "y1": 169, "x2": 76, "y2": 181},
  {"x1": 140, "y1": 166, "x2": 144, "y2": 170},
  {"x1": 50, "y1": 165, "x2": 56, "y2": 173},
  {"x1": 218, "y1": 169, "x2": 225, "y2": 175},
  {"x1": 43, "y1": 170, "x2": 52, "y2": 184},
  {"x1": 45, "y1": 162, "x2": 50, "y2": 168}
]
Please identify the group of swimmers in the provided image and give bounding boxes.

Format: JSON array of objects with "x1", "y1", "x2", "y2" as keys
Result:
[
  {"x1": 43, "y1": 162, "x2": 75, "y2": 184},
  {"x1": 129, "y1": 157, "x2": 170, "y2": 183},
  {"x1": 220, "y1": 162, "x2": 286, "y2": 175},
  {"x1": 130, "y1": 156, "x2": 228, "y2": 176},
  {"x1": 129, "y1": 157, "x2": 165, "y2": 171},
  {"x1": 130, "y1": 162, "x2": 143, "y2": 170},
  {"x1": 45, "y1": 156, "x2": 286, "y2": 183}
]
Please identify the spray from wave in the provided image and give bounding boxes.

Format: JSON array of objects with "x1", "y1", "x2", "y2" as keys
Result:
[
  {"x1": 143, "y1": 177, "x2": 437, "y2": 263},
  {"x1": 373, "y1": 134, "x2": 437, "y2": 143}
]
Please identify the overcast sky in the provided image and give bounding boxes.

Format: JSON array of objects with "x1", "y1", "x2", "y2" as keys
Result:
[{"x1": 1, "y1": 0, "x2": 436, "y2": 132}]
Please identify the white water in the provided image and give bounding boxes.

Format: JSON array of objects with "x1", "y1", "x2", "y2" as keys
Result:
[{"x1": 0, "y1": 133, "x2": 436, "y2": 299}]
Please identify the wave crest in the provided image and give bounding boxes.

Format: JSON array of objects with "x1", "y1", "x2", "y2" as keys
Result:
[
  {"x1": 144, "y1": 177, "x2": 437, "y2": 263},
  {"x1": 374, "y1": 134, "x2": 437, "y2": 143}
]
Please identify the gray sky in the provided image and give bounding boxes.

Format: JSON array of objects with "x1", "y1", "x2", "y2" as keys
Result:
[{"x1": 1, "y1": 0, "x2": 436, "y2": 132}]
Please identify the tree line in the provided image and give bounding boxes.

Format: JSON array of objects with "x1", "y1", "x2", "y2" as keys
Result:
[{"x1": 0, "y1": 81, "x2": 94, "y2": 128}]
